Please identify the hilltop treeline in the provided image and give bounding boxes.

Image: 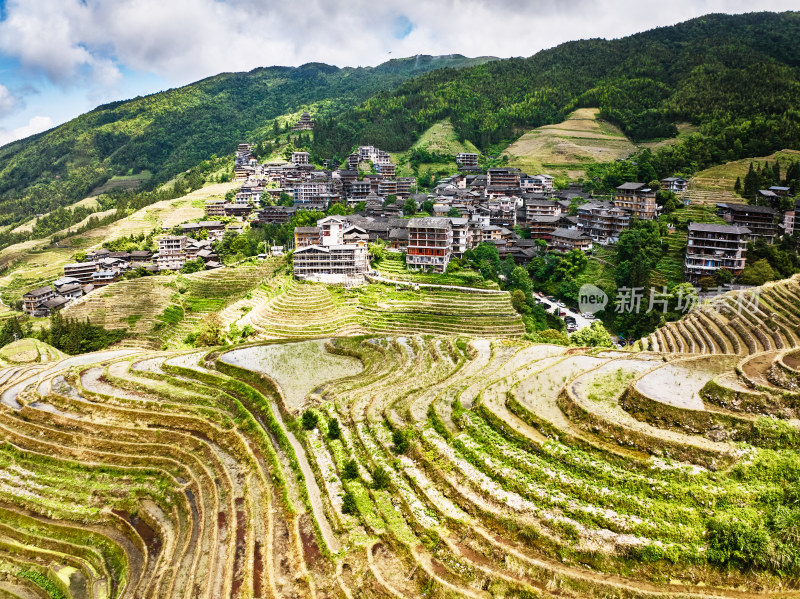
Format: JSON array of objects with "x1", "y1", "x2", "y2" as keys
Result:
[{"x1": 313, "y1": 11, "x2": 800, "y2": 175}]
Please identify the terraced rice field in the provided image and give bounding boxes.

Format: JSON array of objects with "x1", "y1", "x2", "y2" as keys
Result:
[
  {"x1": 3, "y1": 328, "x2": 800, "y2": 597},
  {"x1": 66, "y1": 260, "x2": 284, "y2": 349},
  {"x1": 642, "y1": 274, "x2": 800, "y2": 357},
  {"x1": 236, "y1": 278, "x2": 525, "y2": 340},
  {"x1": 502, "y1": 108, "x2": 636, "y2": 179}
]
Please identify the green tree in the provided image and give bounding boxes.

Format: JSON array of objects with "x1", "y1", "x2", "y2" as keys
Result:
[
  {"x1": 447, "y1": 207, "x2": 461, "y2": 218},
  {"x1": 301, "y1": 409, "x2": 318, "y2": 430},
  {"x1": 372, "y1": 466, "x2": 391, "y2": 489},
  {"x1": 180, "y1": 258, "x2": 206, "y2": 274},
  {"x1": 739, "y1": 259, "x2": 776, "y2": 286},
  {"x1": 327, "y1": 418, "x2": 341, "y2": 440},
  {"x1": 402, "y1": 197, "x2": 417, "y2": 216},
  {"x1": 343, "y1": 459, "x2": 359, "y2": 480},
  {"x1": 392, "y1": 428, "x2": 409, "y2": 454},
  {"x1": 341, "y1": 490, "x2": 357, "y2": 515},
  {"x1": 279, "y1": 192, "x2": 294, "y2": 207},
  {"x1": 570, "y1": 321, "x2": 612, "y2": 347}
]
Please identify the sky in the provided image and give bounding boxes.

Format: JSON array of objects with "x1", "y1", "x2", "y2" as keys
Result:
[{"x1": 0, "y1": 0, "x2": 797, "y2": 147}]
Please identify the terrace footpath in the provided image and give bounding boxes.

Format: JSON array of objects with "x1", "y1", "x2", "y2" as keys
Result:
[{"x1": 365, "y1": 273, "x2": 507, "y2": 294}]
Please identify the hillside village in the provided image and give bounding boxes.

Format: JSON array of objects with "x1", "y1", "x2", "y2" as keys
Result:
[{"x1": 21, "y1": 113, "x2": 800, "y2": 336}]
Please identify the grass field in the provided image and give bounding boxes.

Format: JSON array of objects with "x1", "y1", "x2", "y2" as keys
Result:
[
  {"x1": 390, "y1": 119, "x2": 479, "y2": 177},
  {"x1": 502, "y1": 108, "x2": 636, "y2": 178}
]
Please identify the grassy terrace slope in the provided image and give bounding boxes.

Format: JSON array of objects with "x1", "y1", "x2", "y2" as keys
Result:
[
  {"x1": 682, "y1": 149, "x2": 800, "y2": 206},
  {"x1": 2, "y1": 329, "x2": 799, "y2": 597},
  {"x1": 502, "y1": 108, "x2": 635, "y2": 179},
  {"x1": 65, "y1": 259, "x2": 284, "y2": 349},
  {"x1": 228, "y1": 275, "x2": 524, "y2": 340}
]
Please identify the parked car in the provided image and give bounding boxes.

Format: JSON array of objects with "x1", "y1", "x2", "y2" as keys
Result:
[
  {"x1": 581, "y1": 312, "x2": 595, "y2": 320},
  {"x1": 557, "y1": 301, "x2": 566, "y2": 308},
  {"x1": 567, "y1": 323, "x2": 578, "y2": 332}
]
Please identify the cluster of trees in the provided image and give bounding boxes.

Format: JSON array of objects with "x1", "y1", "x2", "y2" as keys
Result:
[
  {"x1": 0, "y1": 313, "x2": 125, "y2": 355},
  {"x1": 736, "y1": 160, "x2": 800, "y2": 204},
  {"x1": 313, "y1": 13, "x2": 800, "y2": 175},
  {"x1": 741, "y1": 235, "x2": 800, "y2": 285}
]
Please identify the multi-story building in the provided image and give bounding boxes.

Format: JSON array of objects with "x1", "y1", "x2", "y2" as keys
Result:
[
  {"x1": 455, "y1": 152, "x2": 479, "y2": 170},
  {"x1": 613, "y1": 182, "x2": 657, "y2": 220},
  {"x1": 294, "y1": 182, "x2": 330, "y2": 204},
  {"x1": 318, "y1": 216, "x2": 346, "y2": 246},
  {"x1": 550, "y1": 228, "x2": 593, "y2": 252},
  {"x1": 660, "y1": 177, "x2": 688, "y2": 193},
  {"x1": 524, "y1": 196, "x2": 561, "y2": 221},
  {"x1": 291, "y1": 151, "x2": 310, "y2": 166},
  {"x1": 294, "y1": 227, "x2": 321, "y2": 249},
  {"x1": 22, "y1": 286, "x2": 56, "y2": 316},
  {"x1": 224, "y1": 204, "x2": 253, "y2": 219},
  {"x1": 684, "y1": 223, "x2": 749, "y2": 282},
  {"x1": 716, "y1": 202, "x2": 778, "y2": 242},
  {"x1": 292, "y1": 111, "x2": 314, "y2": 131},
  {"x1": 205, "y1": 200, "x2": 227, "y2": 218},
  {"x1": 527, "y1": 216, "x2": 561, "y2": 241},
  {"x1": 478, "y1": 198, "x2": 517, "y2": 228},
  {"x1": 376, "y1": 163, "x2": 395, "y2": 177},
  {"x1": 347, "y1": 180, "x2": 372, "y2": 200},
  {"x1": 395, "y1": 177, "x2": 415, "y2": 197},
  {"x1": 521, "y1": 174, "x2": 555, "y2": 194},
  {"x1": 252, "y1": 206, "x2": 296, "y2": 225},
  {"x1": 156, "y1": 236, "x2": 188, "y2": 271},
  {"x1": 487, "y1": 168, "x2": 522, "y2": 196},
  {"x1": 449, "y1": 218, "x2": 471, "y2": 258},
  {"x1": 783, "y1": 200, "x2": 800, "y2": 236},
  {"x1": 406, "y1": 217, "x2": 453, "y2": 273},
  {"x1": 577, "y1": 202, "x2": 631, "y2": 242},
  {"x1": 292, "y1": 242, "x2": 369, "y2": 280},
  {"x1": 378, "y1": 180, "x2": 397, "y2": 197},
  {"x1": 63, "y1": 261, "x2": 99, "y2": 284}
]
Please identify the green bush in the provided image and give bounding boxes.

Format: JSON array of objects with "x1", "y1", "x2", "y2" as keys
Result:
[
  {"x1": 301, "y1": 409, "x2": 318, "y2": 430},
  {"x1": 327, "y1": 418, "x2": 341, "y2": 440},
  {"x1": 343, "y1": 459, "x2": 359, "y2": 480},
  {"x1": 706, "y1": 514, "x2": 769, "y2": 569},
  {"x1": 372, "y1": 466, "x2": 391, "y2": 490},
  {"x1": 342, "y1": 490, "x2": 358, "y2": 514},
  {"x1": 392, "y1": 428, "x2": 409, "y2": 454}
]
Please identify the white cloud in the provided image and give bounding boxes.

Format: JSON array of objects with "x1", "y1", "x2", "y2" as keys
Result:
[
  {"x1": 0, "y1": 85, "x2": 16, "y2": 116},
  {"x1": 0, "y1": 0, "x2": 798, "y2": 100},
  {"x1": 0, "y1": 116, "x2": 54, "y2": 147}
]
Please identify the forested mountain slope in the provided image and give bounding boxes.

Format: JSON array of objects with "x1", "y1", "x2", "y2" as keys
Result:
[
  {"x1": 0, "y1": 55, "x2": 492, "y2": 226},
  {"x1": 313, "y1": 11, "x2": 800, "y2": 176}
]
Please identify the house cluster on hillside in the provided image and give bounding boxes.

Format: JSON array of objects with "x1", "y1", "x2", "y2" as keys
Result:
[
  {"x1": 21, "y1": 231, "x2": 227, "y2": 317},
  {"x1": 228, "y1": 144, "x2": 417, "y2": 223},
  {"x1": 683, "y1": 185, "x2": 799, "y2": 282}
]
